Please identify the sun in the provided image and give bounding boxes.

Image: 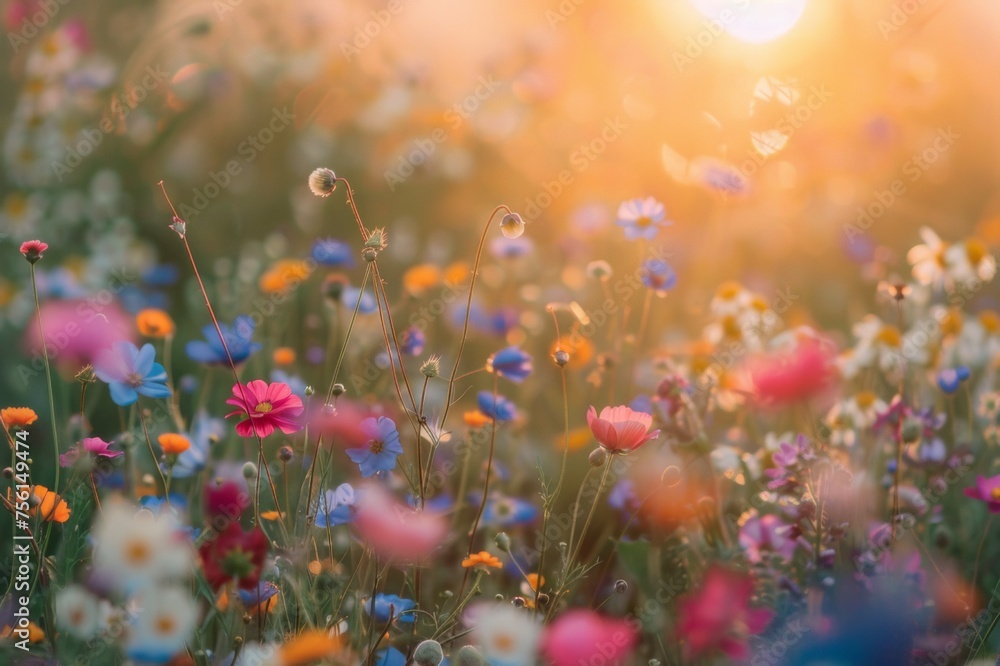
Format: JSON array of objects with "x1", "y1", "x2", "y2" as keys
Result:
[{"x1": 689, "y1": 0, "x2": 809, "y2": 44}]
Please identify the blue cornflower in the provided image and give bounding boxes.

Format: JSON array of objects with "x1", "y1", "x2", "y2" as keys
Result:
[
  {"x1": 615, "y1": 197, "x2": 670, "y2": 240},
  {"x1": 342, "y1": 285, "x2": 378, "y2": 314},
  {"x1": 486, "y1": 346, "x2": 533, "y2": 383},
  {"x1": 482, "y1": 495, "x2": 538, "y2": 526},
  {"x1": 142, "y1": 264, "x2": 180, "y2": 286},
  {"x1": 94, "y1": 342, "x2": 172, "y2": 406},
  {"x1": 314, "y1": 483, "x2": 357, "y2": 527},
  {"x1": 401, "y1": 326, "x2": 426, "y2": 356},
  {"x1": 490, "y1": 236, "x2": 534, "y2": 259},
  {"x1": 346, "y1": 417, "x2": 403, "y2": 477},
  {"x1": 138, "y1": 493, "x2": 186, "y2": 515},
  {"x1": 364, "y1": 593, "x2": 416, "y2": 624},
  {"x1": 477, "y1": 391, "x2": 517, "y2": 422},
  {"x1": 185, "y1": 315, "x2": 262, "y2": 365},
  {"x1": 168, "y1": 410, "x2": 226, "y2": 479},
  {"x1": 937, "y1": 366, "x2": 970, "y2": 394},
  {"x1": 640, "y1": 259, "x2": 677, "y2": 294},
  {"x1": 629, "y1": 394, "x2": 654, "y2": 416},
  {"x1": 311, "y1": 238, "x2": 355, "y2": 267}
]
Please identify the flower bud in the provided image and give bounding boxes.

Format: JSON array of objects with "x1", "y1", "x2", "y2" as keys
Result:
[
  {"x1": 362, "y1": 247, "x2": 378, "y2": 262},
  {"x1": 455, "y1": 646, "x2": 488, "y2": 666},
  {"x1": 585, "y1": 260, "x2": 613, "y2": 281},
  {"x1": 412, "y1": 639, "x2": 444, "y2": 666},
  {"x1": 304, "y1": 385, "x2": 315, "y2": 397},
  {"x1": 308, "y1": 168, "x2": 337, "y2": 197},
  {"x1": 242, "y1": 462, "x2": 258, "y2": 479},
  {"x1": 278, "y1": 446, "x2": 294, "y2": 463},
  {"x1": 552, "y1": 350, "x2": 570, "y2": 367},
  {"x1": 589, "y1": 447, "x2": 609, "y2": 467},
  {"x1": 499, "y1": 213, "x2": 525, "y2": 239},
  {"x1": 614, "y1": 579, "x2": 628, "y2": 594},
  {"x1": 420, "y1": 355, "x2": 441, "y2": 378},
  {"x1": 901, "y1": 418, "x2": 922, "y2": 444},
  {"x1": 494, "y1": 532, "x2": 511, "y2": 552},
  {"x1": 331, "y1": 383, "x2": 346, "y2": 397}
]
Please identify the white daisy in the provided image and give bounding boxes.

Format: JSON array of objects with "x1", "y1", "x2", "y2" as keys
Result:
[
  {"x1": 124, "y1": 586, "x2": 199, "y2": 664},
  {"x1": 55, "y1": 585, "x2": 101, "y2": 640},
  {"x1": 907, "y1": 226, "x2": 948, "y2": 287},
  {"x1": 468, "y1": 602, "x2": 541, "y2": 666}
]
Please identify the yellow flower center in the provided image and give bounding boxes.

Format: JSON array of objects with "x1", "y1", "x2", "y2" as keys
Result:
[
  {"x1": 967, "y1": 238, "x2": 988, "y2": 265},
  {"x1": 855, "y1": 390, "x2": 877, "y2": 409},
  {"x1": 981, "y1": 311, "x2": 1000, "y2": 334},
  {"x1": 635, "y1": 215, "x2": 653, "y2": 228},
  {"x1": 492, "y1": 632, "x2": 515, "y2": 652},
  {"x1": 721, "y1": 315, "x2": 742, "y2": 340},
  {"x1": 941, "y1": 309, "x2": 963, "y2": 336},
  {"x1": 875, "y1": 325, "x2": 901, "y2": 347},
  {"x1": 255, "y1": 401, "x2": 273, "y2": 414},
  {"x1": 5, "y1": 194, "x2": 26, "y2": 216},
  {"x1": 991, "y1": 487, "x2": 1000, "y2": 501},
  {"x1": 369, "y1": 439, "x2": 384, "y2": 454},
  {"x1": 125, "y1": 539, "x2": 151, "y2": 566},
  {"x1": 154, "y1": 615, "x2": 176, "y2": 635},
  {"x1": 717, "y1": 281, "x2": 743, "y2": 300}
]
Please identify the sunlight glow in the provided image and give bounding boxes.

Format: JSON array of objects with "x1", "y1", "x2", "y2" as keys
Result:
[{"x1": 689, "y1": 0, "x2": 809, "y2": 44}]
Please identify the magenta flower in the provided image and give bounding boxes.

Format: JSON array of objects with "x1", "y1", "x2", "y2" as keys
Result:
[
  {"x1": 677, "y1": 566, "x2": 773, "y2": 660},
  {"x1": 963, "y1": 475, "x2": 1000, "y2": 512},
  {"x1": 586, "y1": 405, "x2": 660, "y2": 454},
  {"x1": 542, "y1": 610, "x2": 637, "y2": 666},
  {"x1": 225, "y1": 380, "x2": 304, "y2": 438},
  {"x1": 738, "y1": 513, "x2": 800, "y2": 563},
  {"x1": 59, "y1": 437, "x2": 123, "y2": 467}
]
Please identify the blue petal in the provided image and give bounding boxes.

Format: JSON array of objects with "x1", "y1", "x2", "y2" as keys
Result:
[
  {"x1": 109, "y1": 382, "x2": 139, "y2": 406},
  {"x1": 186, "y1": 340, "x2": 222, "y2": 364},
  {"x1": 133, "y1": 343, "x2": 156, "y2": 377}
]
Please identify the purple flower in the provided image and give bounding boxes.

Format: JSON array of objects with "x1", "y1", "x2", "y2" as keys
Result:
[
  {"x1": 486, "y1": 346, "x2": 533, "y2": 383},
  {"x1": 739, "y1": 513, "x2": 799, "y2": 563},
  {"x1": 400, "y1": 326, "x2": 425, "y2": 356},
  {"x1": 60, "y1": 437, "x2": 123, "y2": 467},
  {"x1": 346, "y1": 417, "x2": 403, "y2": 477},
  {"x1": 94, "y1": 342, "x2": 171, "y2": 406},
  {"x1": 937, "y1": 366, "x2": 970, "y2": 394},
  {"x1": 640, "y1": 259, "x2": 677, "y2": 294},
  {"x1": 314, "y1": 483, "x2": 357, "y2": 527},
  {"x1": 615, "y1": 197, "x2": 670, "y2": 240},
  {"x1": 477, "y1": 391, "x2": 518, "y2": 422},
  {"x1": 311, "y1": 238, "x2": 355, "y2": 267},
  {"x1": 185, "y1": 315, "x2": 262, "y2": 365}
]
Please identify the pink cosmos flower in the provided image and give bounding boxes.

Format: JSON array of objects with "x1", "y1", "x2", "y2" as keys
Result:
[
  {"x1": 59, "y1": 437, "x2": 123, "y2": 467},
  {"x1": 963, "y1": 474, "x2": 1000, "y2": 512},
  {"x1": 23, "y1": 299, "x2": 135, "y2": 369},
  {"x1": 354, "y1": 484, "x2": 447, "y2": 565},
  {"x1": 586, "y1": 405, "x2": 660, "y2": 453},
  {"x1": 225, "y1": 380, "x2": 304, "y2": 438},
  {"x1": 542, "y1": 610, "x2": 637, "y2": 666},
  {"x1": 677, "y1": 566, "x2": 773, "y2": 660}
]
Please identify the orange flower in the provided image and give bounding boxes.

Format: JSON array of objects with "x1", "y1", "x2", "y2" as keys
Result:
[
  {"x1": 525, "y1": 573, "x2": 545, "y2": 592},
  {"x1": 135, "y1": 308, "x2": 175, "y2": 338},
  {"x1": 550, "y1": 334, "x2": 594, "y2": 369},
  {"x1": 158, "y1": 433, "x2": 191, "y2": 455},
  {"x1": 444, "y1": 261, "x2": 469, "y2": 286},
  {"x1": 279, "y1": 629, "x2": 344, "y2": 666},
  {"x1": 260, "y1": 510, "x2": 285, "y2": 521},
  {"x1": 462, "y1": 550, "x2": 503, "y2": 571},
  {"x1": 403, "y1": 264, "x2": 442, "y2": 295},
  {"x1": 1, "y1": 407, "x2": 37, "y2": 430},
  {"x1": 273, "y1": 347, "x2": 296, "y2": 365},
  {"x1": 463, "y1": 410, "x2": 490, "y2": 428},
  {"x1": 31, "y1": 485, "x2": 70, "y2": 523},
  {"x1": 260, "y1": 259, "x2": 312, "y2": 294},
  {"x1": 558, "y1": 426, "x2": 593, "y2": 452},
  {"x1": 0, "y1": 621, "x2": 44, "y2": 643}
]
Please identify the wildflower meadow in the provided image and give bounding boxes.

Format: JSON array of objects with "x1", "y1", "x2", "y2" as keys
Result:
[{"x1": 5, "y1": 1, "x2": 1000, "y2": 664}]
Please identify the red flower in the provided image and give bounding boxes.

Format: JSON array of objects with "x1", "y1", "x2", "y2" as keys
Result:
[
  {"x1": 225, "y1": 380, "x2": 304, "y2": 438},
  {"x1": 750, "y1": 340, "x2": 836, "y2": 405},
  {"x1": 204, "y1": 481, "x2": 251, "y2": 524},
  {"x1": 677, "y1": 566, "x2": 773, "y2": 660},
  {"x1": 19, "y1": 240, "x2": 48, "y2": 264},
  {"x1": 199, "y1": 523, "x2": 269, "y2": 590}
]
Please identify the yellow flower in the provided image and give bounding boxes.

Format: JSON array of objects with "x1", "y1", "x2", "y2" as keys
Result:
[
  {"x1": 31, "y1": 485, "x2": 70, "y2": 523},
  {"x1": 157, "y1": 433, "x2": 191, "y2": 455},
  {"x1": 135, "y1": 308, "x2": 175, "y2": 338},
  {"x1": 464, "y1": 411, "x2": 490, "y2": 428},
  {"x1": 462, "y1": 550, "x2": 503, "y2": 571},
  {"x1": 1, "y1": 407, "x2": 38, "y2": 430}
]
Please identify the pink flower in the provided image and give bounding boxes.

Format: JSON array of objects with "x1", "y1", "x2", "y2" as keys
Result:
[
  {"x1": 963, "y1": 474, "x2": 1000, "y2": 513},
  {"x1": 354, "y1": 484, "x2": 447, "y2": 565},
  {"x1": 750, "y1": 340, "x2": 836, "y2": 405},
  {"x1": 542, "y1": 610, "x2": 637, "y2": 666},
  {"x1": 19, "y1": 240, "x2": 48, "y2": 263},
  {"x1": 225, "y1": 380, "x2": 304, "y2": 438},
  {"x1": 738, "y1": 513, "x2": 800, "y2": 563},
  {"x1": 59, "y1": 437, "x2": 123, "y2": 467},
  {"x1": 22, "y1": 299, "x2": 135, "y2": 369},
  {"x1": 586, "y1": 405, "x2": 660, "y2": 453},
  {"x1": 677, "y1": 566, "x2": 773, "y2": 660}
]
